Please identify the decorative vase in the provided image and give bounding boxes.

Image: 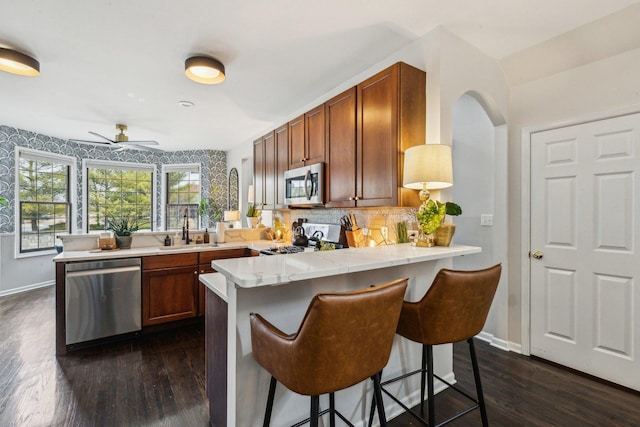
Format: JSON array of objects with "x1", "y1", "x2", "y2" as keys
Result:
[
  {"x1": 115, "y1": 235, "x2": 133, "y2": 249},
  {"x1": 246, "y1": 217, "x2": 258, "y2": 229},
  {"x1": 435, "y1": 223, "x2": 456, "y2": 246}
]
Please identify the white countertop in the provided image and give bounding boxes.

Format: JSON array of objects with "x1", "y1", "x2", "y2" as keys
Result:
[
  {"x1": 208, "y1": 244, "x2": 480, "y2": 288},
  {"x1": 52, "y1": 240, "x2": 275, "y2": 262}
]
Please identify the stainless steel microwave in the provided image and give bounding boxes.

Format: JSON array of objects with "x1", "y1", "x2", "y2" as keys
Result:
[{"x1": 284, "y1": 163, "x2": 324, "y2": 207}]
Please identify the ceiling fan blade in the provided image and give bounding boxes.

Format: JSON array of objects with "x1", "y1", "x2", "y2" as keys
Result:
[
  {"x1": 68, "y1": 138, "x2": 112, "y2": 146},
  {"x1": 88, "y1": 131, "x2": 115, "y2": 144},
  {"x1": 121, "y1": 140, "x2": 159, "y2": 146}
]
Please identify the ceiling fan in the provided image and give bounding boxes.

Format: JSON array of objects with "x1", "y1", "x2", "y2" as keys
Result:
[{"x1": 70, "y1": 124, "x2": 161, "y2": 151}]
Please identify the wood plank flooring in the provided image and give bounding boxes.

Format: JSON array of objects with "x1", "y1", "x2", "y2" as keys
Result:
[{"x1": 1, "y1": 286, "x2": 639, "y2": 426}]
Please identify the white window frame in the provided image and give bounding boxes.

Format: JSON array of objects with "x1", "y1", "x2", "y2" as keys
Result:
[
  {"x1": 14, "y1": 148, "x2": 77, "y2": 258},
  {"x1": 161, "y1": 163, "x2": 202, "y2": 230},
  {"x1": 83, "y1": 159, "x2": 157, "y2": 233}
]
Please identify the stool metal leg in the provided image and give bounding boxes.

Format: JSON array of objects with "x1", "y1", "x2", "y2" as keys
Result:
[
  {"x1": 311, "y1": 395, "x2": 320, "y2": 427},
  {"x1": 426, "y1": 345, "x2": 435, "y2": 427},
  {"x1": 330, "y1": 392, "x2": 336, "y2": 427},
  {"x1": 264, "y1": 376, "x2": 277, "y2": 427},
  {"x1": 468, "y1": 338, "x2": 489, "y2": 427},
  {"x1": 372, "y1": 374, "x2": 387, "y2": 427},
  {"x1": 420, "y1": 344, "x2": 427, "y2": 413}
]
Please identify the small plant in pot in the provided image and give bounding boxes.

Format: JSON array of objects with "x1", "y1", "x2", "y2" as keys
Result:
[
  {"x1": 245, "y1": 203, "x2": 259, "y2": 228},
  {"x1": 434, "y1": 201, "x2": 462, "y2": 246},
  {"x1": 107, "y1": 215, "x2": 140, "y2": 249}
]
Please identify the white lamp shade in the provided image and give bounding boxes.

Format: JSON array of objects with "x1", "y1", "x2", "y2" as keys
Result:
[
  {"x1": 403, "y1": 144, "x2": 453, "y2": 190},
  {"x1": 223, "y1": 210, "x2": 240, "y2": 221},
  {"x1": 247, "y1": 185, "x2": 254, "y2": 203}
]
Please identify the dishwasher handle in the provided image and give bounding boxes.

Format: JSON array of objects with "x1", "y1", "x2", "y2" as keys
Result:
[{"x1": 66, "y1": 265, "x2": 141, "y2": 278}]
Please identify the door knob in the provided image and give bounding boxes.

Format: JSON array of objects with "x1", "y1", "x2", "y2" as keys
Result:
[{"x1": 531, "y1": 251, "x2": 543, "y2": 259}]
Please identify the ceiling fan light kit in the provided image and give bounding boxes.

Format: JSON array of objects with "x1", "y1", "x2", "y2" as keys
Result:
[
  {"x1": 185, "y1": 55, "x2": 225, "y2": 84},
  {"x1": 0, "y1": 47, "x2": 40, "y2": 77}
]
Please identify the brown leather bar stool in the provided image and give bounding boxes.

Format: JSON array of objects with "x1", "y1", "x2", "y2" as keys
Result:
[
  {"x1": 250, "y1": 278, "x2": 408, "y2": 427},
  {"x1": 370, "y1": 264, "x2": 501, "y2": 427}
]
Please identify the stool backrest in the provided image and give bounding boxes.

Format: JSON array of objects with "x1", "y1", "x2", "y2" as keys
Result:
[
  {"x1": 255, "y1": 278, "x2": 407, "y2": 396},
  {"x1": 397, "y1": 264, "x2": 501, "y2": 345}
]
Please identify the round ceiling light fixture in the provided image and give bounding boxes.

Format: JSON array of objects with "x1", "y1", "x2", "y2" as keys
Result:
[
  {"x1": 0, "y1": 47, "x2": 40, "y2": 77},
  {"x1": 185, "y1": 55, "x2": 225, "y2": 85}
]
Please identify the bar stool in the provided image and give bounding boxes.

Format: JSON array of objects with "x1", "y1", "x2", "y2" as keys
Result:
[
  {"x1": 250, "y1": 278, "x2": 408, "y2": 427},
  {"x1": 370, "y1": 264, "x2": 501, "y2": 427}
]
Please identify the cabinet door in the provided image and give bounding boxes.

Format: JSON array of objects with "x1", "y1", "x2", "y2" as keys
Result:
[
  {"x1": 325, "y1": 87, "x2": 357, "y2": 208},
  {"x1": 263, "y1": 131, "x2": 276, "y2": 209},
  {"x1": 143, "y1": 266, "x2": 198, "y2": 326},
  {"x1": 305, "y1": 104, "x2": 325, "y2": 166},
  {"x1": 289, "y1": 115, "x2": 305, "y2": 169},
  {"x1": 253, "y1": 137, "x2": 265, "y2": 207},
  {"x1": 357, "y1": 65, "x2": 399, "y2": 207},
  {"x1": 274, "y1": 124, "x2": 289, "y2": 208}
]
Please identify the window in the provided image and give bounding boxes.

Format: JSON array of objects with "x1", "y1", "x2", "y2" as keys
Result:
[
  {"x1": 85, "y1": 160, "x2": 155, "y2": 232},
  {"x1": 164, "y1": 164, "x2": 201, "y2": 230},
  {"x1": 17, "y1": 150, "x2": 74, "y2": 253}
]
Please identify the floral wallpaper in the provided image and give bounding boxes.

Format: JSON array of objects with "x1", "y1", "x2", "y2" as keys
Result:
[{"x1": 0, "y1": 125, "x2": 227, "y2": 233}]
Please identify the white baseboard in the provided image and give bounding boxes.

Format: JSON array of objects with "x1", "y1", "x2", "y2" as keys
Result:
[
  {"x1": 476, "y1": 331, "x2": 522, "y2": 353},
  {"x1": 0, "y1": 280, "x2": 54, "y2": 297}
]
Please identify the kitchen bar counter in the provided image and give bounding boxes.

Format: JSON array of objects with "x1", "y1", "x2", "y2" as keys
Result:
[{"x1": 200, "y1": 244, "x2": 481, "y2": 427}]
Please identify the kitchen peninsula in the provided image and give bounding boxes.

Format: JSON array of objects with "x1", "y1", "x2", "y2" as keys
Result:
[{"x1": 200, "y1": 243, "x2": 480, "y2": 427}]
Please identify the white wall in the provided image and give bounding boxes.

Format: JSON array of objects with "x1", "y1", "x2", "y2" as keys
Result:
[
  {"x1": 508, "y1": 47, "x2": 640, "y2": 349},
  {"x1": 0, "y1": 234, "x2": 56, "y2": 296}
]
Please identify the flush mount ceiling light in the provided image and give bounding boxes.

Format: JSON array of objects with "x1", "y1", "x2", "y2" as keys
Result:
[
  {"x1": 185, "y1": 55, "x2": 225, "y2": 85},
  {"x1": 0, "y1": 47, "x2": 40, "y2": 76}
]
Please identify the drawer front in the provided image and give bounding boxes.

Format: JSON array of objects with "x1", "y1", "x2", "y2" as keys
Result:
[{"x1": 143, "y1": 253, "x2": 198, "y2": 270}]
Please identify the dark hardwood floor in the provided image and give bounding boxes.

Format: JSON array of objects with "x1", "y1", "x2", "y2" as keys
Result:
[{"x1": 2, "y1": 286, "x2": 639, "y2": 426}]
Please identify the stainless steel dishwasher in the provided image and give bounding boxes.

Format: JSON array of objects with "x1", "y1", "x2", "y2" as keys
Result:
[{"x1": 65, "y1": 258, "x2": 141, "y2": 345}]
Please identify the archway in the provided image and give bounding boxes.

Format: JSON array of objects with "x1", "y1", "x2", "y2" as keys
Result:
[{"x1": 451, "y1": 92, "x2": 509, "y2": 348}]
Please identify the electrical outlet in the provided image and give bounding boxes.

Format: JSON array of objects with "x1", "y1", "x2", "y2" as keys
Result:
[
  {"x1": 481, "y1": 214, "x2": 494, "y2": 226},
  {"x1": 381, "y1": 226, "x2": 389, "y2": 240}
]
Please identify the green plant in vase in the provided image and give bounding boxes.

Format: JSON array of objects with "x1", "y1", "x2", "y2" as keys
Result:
[
  {"x1": 245, "y1": 203, "x2": 259, "y2": 228},
  {"x1": 107, "y1": 215, "x2": 140, "y2": 249}
]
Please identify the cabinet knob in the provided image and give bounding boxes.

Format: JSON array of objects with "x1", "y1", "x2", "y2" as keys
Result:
[
  {"x1": 348, "y1": 196, "x2": 353, "y2": 201},
  {"x1": 194, "y1": 271, "x2": 198, "y2": 275},
  {"x1": 354, "y1": 196, "x2": 359, "y2": 201}
]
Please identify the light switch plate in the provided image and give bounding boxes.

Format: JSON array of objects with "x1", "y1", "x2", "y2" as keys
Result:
[{"x1": 481, "y1": 214, "x2": 493, "y2": 226}]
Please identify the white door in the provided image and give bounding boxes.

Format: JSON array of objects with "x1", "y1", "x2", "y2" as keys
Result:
[{"x1": 530, "y1": 113, "x2": 640, "y2": 391}]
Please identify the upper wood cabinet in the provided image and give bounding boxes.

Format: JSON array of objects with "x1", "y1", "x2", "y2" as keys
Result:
[
  {"x1": 274, "y1": 124, "x2": 289, "y2": 208},
  {"x1": 289, "y1": 105, "x2": 326, "y2": 169},
  {"x1": 354, "y1": 62, "x2": 424, "y2": 208},
  {"x1": 253, "y1": 131, "x2": 275, "y2": 210},
  {"x1": 325, "y1": 87, "x2": 357, "y2": 208}
]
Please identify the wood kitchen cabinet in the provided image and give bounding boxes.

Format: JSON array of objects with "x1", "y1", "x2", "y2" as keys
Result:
[
  {"x1": 325, "y1": 87, "x2": 357, "y2": 208},
  {"x1": 325, "y1": 62, "x2": 425, "y2": 208},
  {"x1": 274, "y1": 123, "x2": 289, "y2": 208},
  {"x1": 142, "y1": 253, "x2": 199, "y2": 326},
  {"x1": 197, "y1": 248, "x2": 251, "y2": 315},
  {"x1": 253, "y1": 131, "x2": 275, "y2": 210},
  {"x1": 288, "y1": 105, "x2": 325, "y2": 169}
]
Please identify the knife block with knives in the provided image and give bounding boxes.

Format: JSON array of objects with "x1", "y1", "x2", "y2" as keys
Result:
[{"x1": 343, "y1": 212, "x2": 365, "y2": 248}]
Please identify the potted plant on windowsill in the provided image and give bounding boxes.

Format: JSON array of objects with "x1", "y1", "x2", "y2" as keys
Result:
[{"x1": 107, "y1": 215, "x2": 139, "y2": 249}]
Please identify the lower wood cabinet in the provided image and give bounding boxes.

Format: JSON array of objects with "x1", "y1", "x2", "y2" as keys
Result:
[
  {"x1": 142, "y1": 253, "x2": 199, "y2": 326},
  {"x1": 143, "y1": 248, "x2": 260, "y2": 325}
]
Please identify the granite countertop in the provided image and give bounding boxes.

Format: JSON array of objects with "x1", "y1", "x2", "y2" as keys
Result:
[
  {"x1": 206, "y1": 244, "x2": 481, "y2": 289},
  {"x1": 52, "y1": 240, "x2": 276, "y2": 262}
]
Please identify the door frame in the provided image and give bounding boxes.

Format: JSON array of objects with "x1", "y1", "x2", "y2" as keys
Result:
[{"x1": 519, "y1": 105, "x2": 640, "y2": 357}]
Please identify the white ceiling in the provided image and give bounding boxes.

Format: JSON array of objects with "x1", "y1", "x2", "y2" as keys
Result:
[{"x1": 2, "y1": 0, "x2": 639, "y2": 151}]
